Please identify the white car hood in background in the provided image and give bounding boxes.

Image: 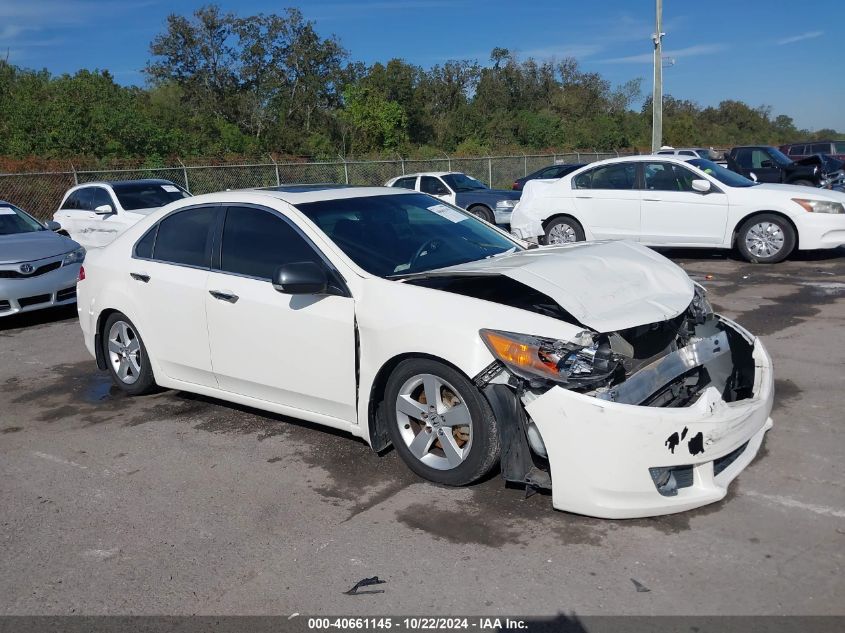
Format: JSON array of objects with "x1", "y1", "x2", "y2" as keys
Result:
[{"x1": 422, "y1": 240, "x2": 695, "y2": 332}]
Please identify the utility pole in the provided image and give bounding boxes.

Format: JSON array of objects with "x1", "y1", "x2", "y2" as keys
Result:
[{"x1": 651, "y1": 0, "x2": 665, "y2": 153}]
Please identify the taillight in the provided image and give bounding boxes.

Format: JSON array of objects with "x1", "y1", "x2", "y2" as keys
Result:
[{"x1": 78, "y1": 265, "x2": 85, "y2": 282}]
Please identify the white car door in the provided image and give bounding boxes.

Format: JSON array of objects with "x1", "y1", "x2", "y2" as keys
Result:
[
  {"x1": 419, "y1": 176, "x2": 457, "y2": 206},
  {"x1": 639, "y1": 161, "x2": 729, "y2": 245},
  {"x1": 55, "y1": 188, "x2": 94, "y2": 247},
  {"x1": 128, "y1": 205, "x2": 218, "y2": 387},
  {"x1": 85, "y1": 186, "x2": 131, "y2": 247},
  {"x1": 204, "y1": 204, "x2": 358, "y2": 424},
  {"x1": 571, "y1": 162, "x2": 641, "y2": 240}
]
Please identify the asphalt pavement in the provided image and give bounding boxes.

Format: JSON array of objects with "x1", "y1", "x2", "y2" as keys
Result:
[{"x1": 1, "y1": 248, "x2": 843, "y2": 616}]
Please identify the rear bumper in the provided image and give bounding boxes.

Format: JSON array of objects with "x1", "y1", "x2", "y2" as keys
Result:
[
  {"x1": 525, "y1": 319, "x2": 774, "y2": 519},
  {"x1": 0, "y1": 264, "x2": 80, "y2": 317}
]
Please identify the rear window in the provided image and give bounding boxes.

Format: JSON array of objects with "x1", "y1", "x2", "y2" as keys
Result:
[
  {"x1": 112, "y1": 182, "x2": 190, "y2": 211},
  {"x1": 152, "y1": 207, "x2": 215, "y2": 267}
]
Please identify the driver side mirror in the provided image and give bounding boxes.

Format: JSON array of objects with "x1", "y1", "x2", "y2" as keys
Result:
[
  {"x1": 691, "y1": 179, "x2": 711, "y2": 193},
  {"x1": 44, "y1": 220, "x2": 62, "y2": 232},
  {"x1": 94, "y1": 204, "x2": 114, "y2": 215},
  {"x1": 272, "y1": 261, "x2": 328, "y2": 295}
]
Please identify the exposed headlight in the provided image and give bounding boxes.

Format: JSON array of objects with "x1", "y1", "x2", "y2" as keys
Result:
[
  {"x1": 792, "y1": 198, "x2": 844, "y2": 214},
  {"x1": 495, "y1": 199, "x2": 518, "y2": 210},
  {"x1": 480, "y1": 328, "x2": 622, "y2": 388},
  {"x1": 690, "y1": 283, "x2": 714, "y2": 323},
  {"x1": 62, "y1": 247, "x2": 86, "y2": 266}
]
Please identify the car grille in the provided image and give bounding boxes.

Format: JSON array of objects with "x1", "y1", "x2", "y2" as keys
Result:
[
  {"x1": 56, "y1": 286, "x2": 77, "y2": 302},
  {"x1": 0, "y1": 300, "x2": 10, "y2": 311},
  {"x1": 18, "y1": 294, "x2": 51, "y2": 308},
  {"x1": 0, "y1": 260, "x2": 62, "y2": 279},
  {"x1": 714, "y1": 441, "x2": 750, "y2": 477}
]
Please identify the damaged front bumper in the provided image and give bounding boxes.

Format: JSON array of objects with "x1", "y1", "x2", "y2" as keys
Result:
[{"x1": 502, "y1": 316, "x2": 774, "y2": 519}]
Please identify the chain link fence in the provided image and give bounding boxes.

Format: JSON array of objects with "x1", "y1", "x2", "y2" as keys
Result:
[{"x1": 1, "y1": 151, "x2": 632, "y2": 221}]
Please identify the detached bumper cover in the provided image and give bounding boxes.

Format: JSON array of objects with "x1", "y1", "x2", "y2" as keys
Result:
[{"x1": 526, "y1": 326, "x2": 774, "y2": 519}]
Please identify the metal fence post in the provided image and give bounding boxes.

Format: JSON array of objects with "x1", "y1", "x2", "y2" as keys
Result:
[
  {"x1": 401, "y1": 157, "x2": 405, "y2": 175},
  {"x1": 523, "y1": 154, "x2": 527, "y2": 177},
  {"x1": 268, "y1": 154, "x2": 280, "y2": 186},
  {"x1": 178, "y1": 159, "x2": 190, "y2": 192},
  {"x1": 487, "y1": 157, "x2": 492, "y2": 187},
  {"x1": 338, "y1": 155, "x2": 349, "y2": 184},
  {"x1": 70, "y1": 163, "x2": 78, "y2": 185}
]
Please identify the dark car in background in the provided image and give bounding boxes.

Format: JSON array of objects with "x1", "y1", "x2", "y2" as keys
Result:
[
  {"x1": 511, "y1": 163, "x2": 585, "y2": 191},
  {"x1": 385, "y1": 172, "x2": 521, "y2": 224},
  {"x1": 726, "y1": 145, "x2": 845, "y2": 190},
  {"x1": 780, "y1": 140, "x2": 845, "y2": 163}
]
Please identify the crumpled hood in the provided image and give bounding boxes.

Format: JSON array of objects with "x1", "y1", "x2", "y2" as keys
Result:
[
  {"x1": 794, "y1": 154, "x2": 844, "y2": 174},
  {"x1": 0, "y1": 231, "x2": 80, "y2": 264},
  {"x1": 418, "y1": 240, "x2": 694, "y2": 332}
]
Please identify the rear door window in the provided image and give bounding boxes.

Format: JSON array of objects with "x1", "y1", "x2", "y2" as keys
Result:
[
  {"x1": 420, "y1": 176, "x2": 449, "y2": 195},
  {"x1": 64, "y1": 188, "x2": 93, "y2": 211},
  {"x1": 573, "y1": 163, "x2": 637, "y2": 190},
  {"x1": 391, "y1": 177, "x2": 417, "y2": 190},
  {"x1": 810, "y1": 143, "x2": 831, "y2": 155},
  {"x1": 152, "y1": 207, "x2": 216, "y2": 268}
]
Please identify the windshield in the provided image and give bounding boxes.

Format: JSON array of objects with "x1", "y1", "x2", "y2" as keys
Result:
[
  {"x1": 441, "y1": 173, "x2": 487, "y2": 192},
  {"x1": 687, "y1": 159, "x2": 758, "y2": 188},
  {"x1": 0, "y1": 203, "x2": 46, "y2": 235},
  {"x1": 768, "y1": 147, "x2": 793, "y2": 166},
  {"x1": 296, "y1": 193, "x2": 520, "y2": 278},
  {"x1": 112, "y1": 182, "x2": 191, "y2": 211}
]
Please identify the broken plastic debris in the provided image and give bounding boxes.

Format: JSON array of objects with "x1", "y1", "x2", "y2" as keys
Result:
[
  {"x1": 344, "y1": 576, "x2": 386, "y2": 595},
  {"x1": 630, "y1": 578, "x2": 651, "y2": 593}
]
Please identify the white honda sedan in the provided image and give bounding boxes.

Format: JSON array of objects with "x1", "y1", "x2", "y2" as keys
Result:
[
  {"x1": 510, "y1": 155, "x2": 845, "y2": 263},
  {"x1": 76, "y1": 186, "x2": 774, "y2": 518}
]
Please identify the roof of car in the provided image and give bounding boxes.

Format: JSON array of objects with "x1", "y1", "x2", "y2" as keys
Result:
[
  {"x1": 184, "y1": 186, "x2": 419, "y2": 207},
  {"x1": 259, "y1": 184, "x2": 355, "y2": 193},
  {"x1": 391, "y1": 172, "x2": 461, "y2": 179},
  {"x1": 72, "y1": 179, "x2": 179, "y2": 188}
]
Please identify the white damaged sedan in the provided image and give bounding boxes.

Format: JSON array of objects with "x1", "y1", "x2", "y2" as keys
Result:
[{"x1": 76, "y1": 186, "x2": 773, "y2": 518}]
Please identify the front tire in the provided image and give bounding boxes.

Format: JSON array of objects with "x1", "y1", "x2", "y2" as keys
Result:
[
  {"x1": 542, "y1": 215, "x2": 585, "y2": 245},
  {"x1": 736, "y1": 214, "x2": 796, "y2": 263},
  {"x1": 101, "y1": 312, "x2": 157, "y2": 395},
  {"x1": 384, "y1": 358, "x2": 500, "y2": 486},
  {"x1": 468, "y1": 205, "x2": 494, "y2": 223}
]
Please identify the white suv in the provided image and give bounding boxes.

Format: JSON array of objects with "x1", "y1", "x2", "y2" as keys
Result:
[{"x1": 54, "y1": 179, "x2": 190, "y2": 248}]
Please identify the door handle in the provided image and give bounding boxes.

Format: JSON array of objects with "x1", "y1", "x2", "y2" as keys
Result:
[
  {"x1": 209, "y1": 290, "x2": 239, "y2": 304},
  {"x1": 130, "y1": 272, "x2": 150, "y2": 283},
  {"x1": 575, "y1": 195, "x2": 593, "y2": 199},
  {"x1": 643, "y1": 198, "x2": 662, "y2": 201}
]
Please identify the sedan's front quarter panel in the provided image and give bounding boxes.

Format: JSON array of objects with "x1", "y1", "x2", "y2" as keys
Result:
[{"x1": 353, "y1": 276, "x2": 586, "y2": 446}]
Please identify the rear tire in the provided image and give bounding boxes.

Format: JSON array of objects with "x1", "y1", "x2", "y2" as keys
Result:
[
  {"x1": 736, "y1": 214, "x2": 796, "y2": 263},
  {"x1": 101, "y1": 312, "x2": 157, "y2": 395},
  {"x1": 384, "y1": 358, "x2": 500, "y2": 486},
  {"x1": 468, "y1": 205, "x2": 494, "y2": 223},
  {"x1": 542, "y1": 215, "x2": 585, "y2": 245}
]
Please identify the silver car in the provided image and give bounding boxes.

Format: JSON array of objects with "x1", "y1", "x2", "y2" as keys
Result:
[{"x1": 0, "y1": 201, "x2": 85, "y2": 317}]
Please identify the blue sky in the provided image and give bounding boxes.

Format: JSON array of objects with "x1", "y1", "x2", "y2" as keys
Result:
[{"x1": 2, "y1": 0, "x2": 843, "y2": 131}]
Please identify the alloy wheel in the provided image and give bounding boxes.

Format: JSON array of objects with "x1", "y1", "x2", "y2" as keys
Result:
[
  {"x1": 107, "y1": 320, "x2": 142, "y2": 385},
  {"x1": 395, "y1": 373, "x2": 473, "y2": 470}
]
